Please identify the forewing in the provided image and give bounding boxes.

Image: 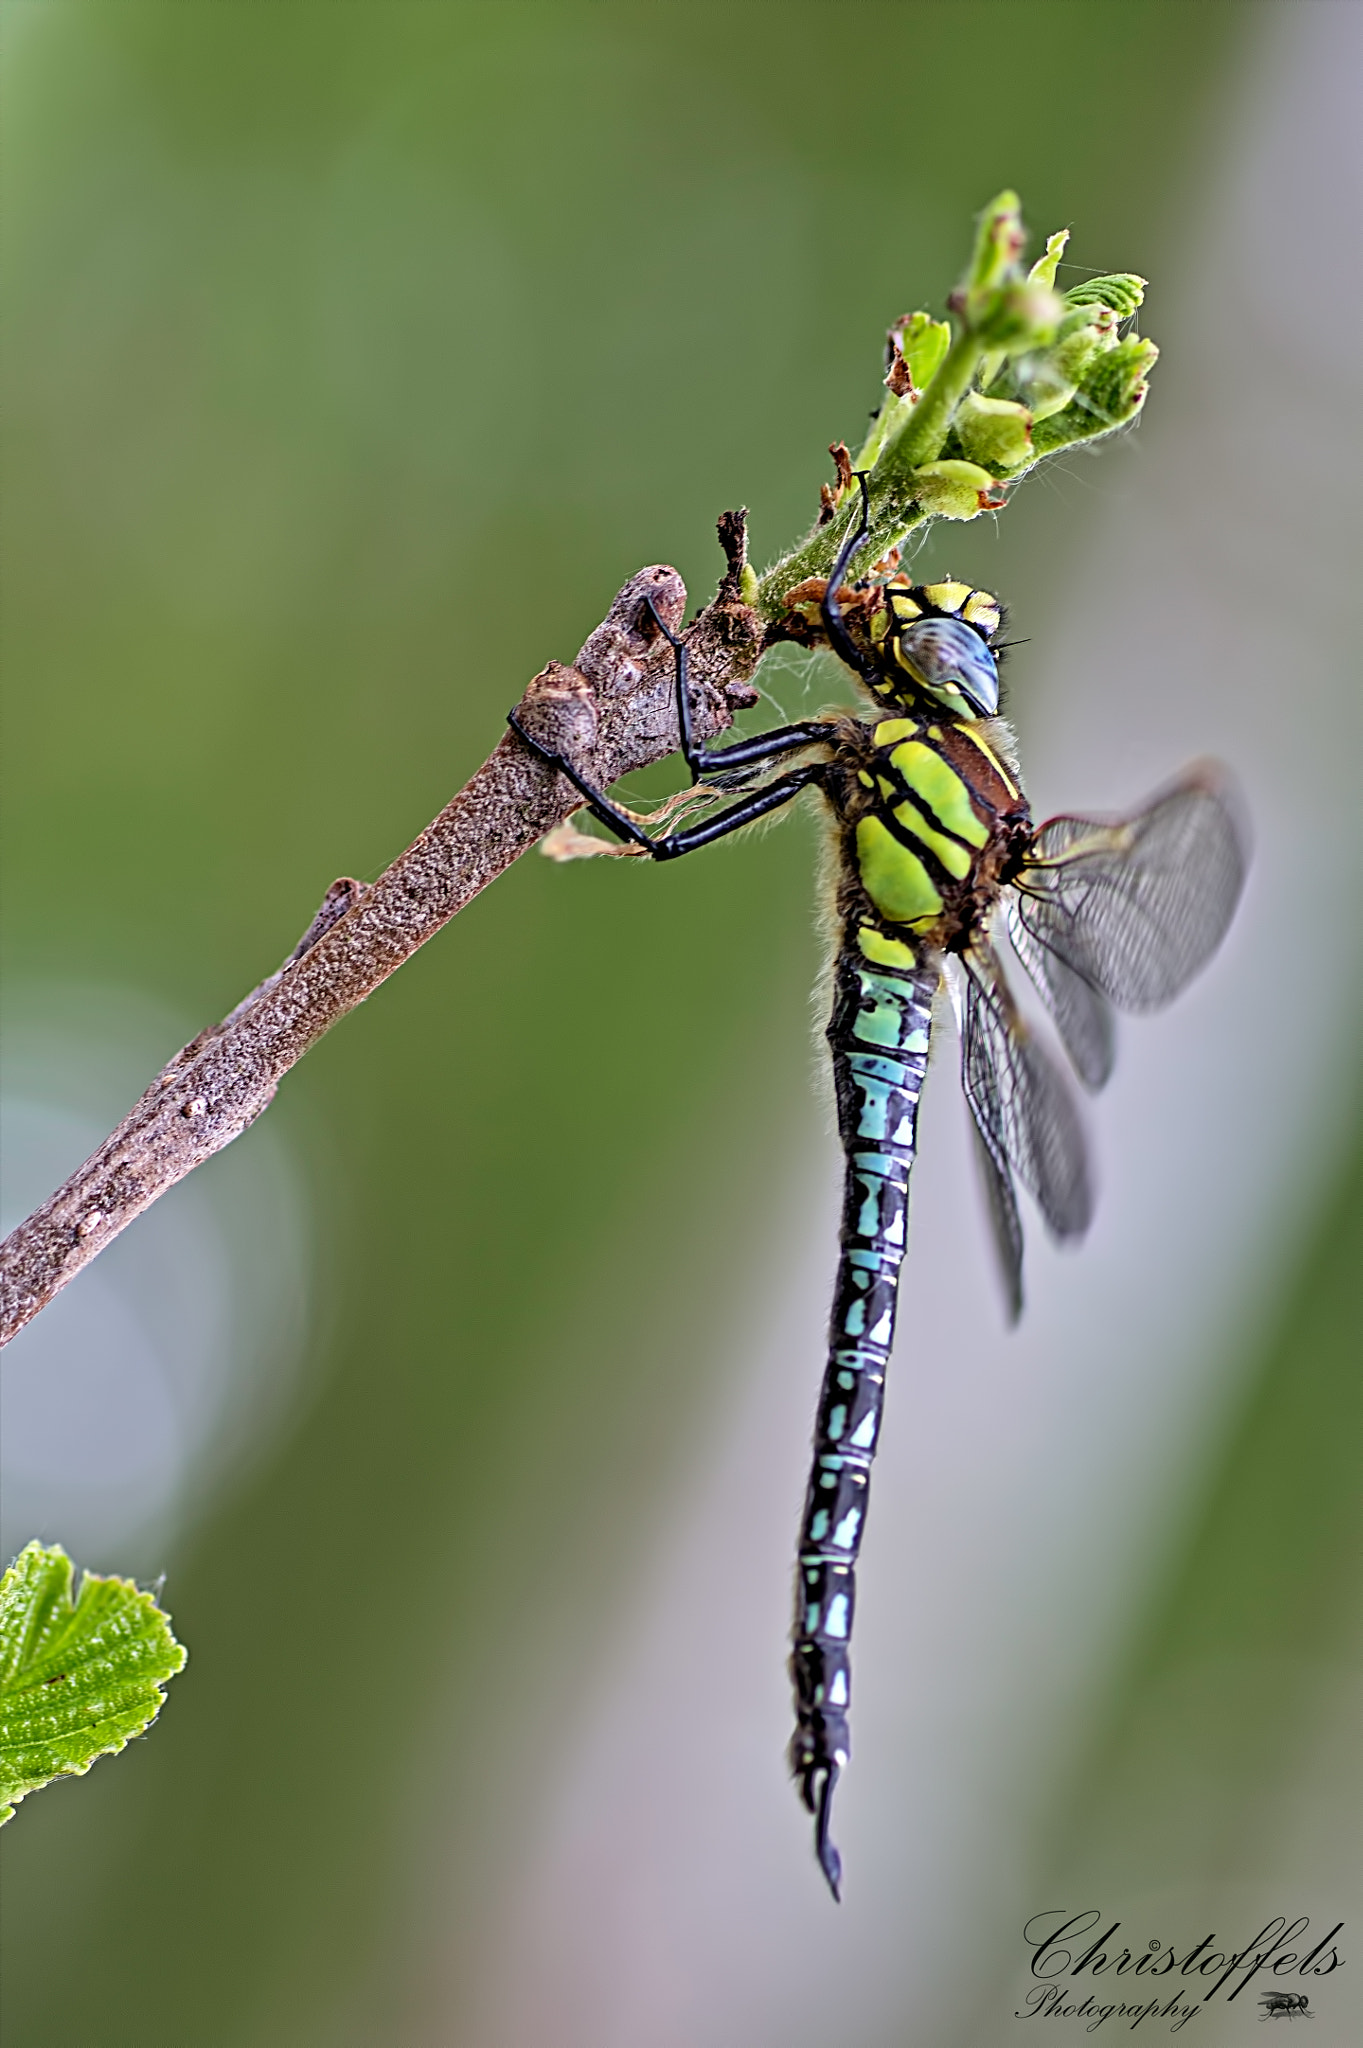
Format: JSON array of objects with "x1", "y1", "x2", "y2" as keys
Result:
[
  {"x1": 1007, "y1": 898, "x2": 1116, "y2": 1090},
  {"x1": 1013, "y1": 766, "x2": 1246, "y2": 1013},
  {"x1": 960, "y1": 947, "x2": 1092, "y2": 1245}
]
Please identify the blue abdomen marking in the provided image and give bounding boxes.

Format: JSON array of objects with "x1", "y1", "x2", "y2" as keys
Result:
[{"x1": 789, "y1": 942, "x2": 938, "y2": 1839}]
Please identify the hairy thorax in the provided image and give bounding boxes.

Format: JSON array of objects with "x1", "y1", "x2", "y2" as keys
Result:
[{"x1": 822, "y1": 712, "x2": 1032, "y2": 960}]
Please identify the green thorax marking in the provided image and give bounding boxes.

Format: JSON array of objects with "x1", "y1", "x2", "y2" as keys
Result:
[{"x1": 846, "y1": 715, "x2": 1028, "y2": 940}]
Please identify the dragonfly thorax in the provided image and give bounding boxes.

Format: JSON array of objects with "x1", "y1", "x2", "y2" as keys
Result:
[{"x1": 835, "y1": 712, "x2": 1031, "y2": 956}]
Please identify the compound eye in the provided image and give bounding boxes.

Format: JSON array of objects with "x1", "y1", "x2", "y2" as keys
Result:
[{"x1": 894, "y1": 617, "x2": 1000, "y2": 717}]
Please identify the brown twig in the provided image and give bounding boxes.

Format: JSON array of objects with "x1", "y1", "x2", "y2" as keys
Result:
[{"x1": 0, "y1": 525, "x2": 764, "y2": 1347}]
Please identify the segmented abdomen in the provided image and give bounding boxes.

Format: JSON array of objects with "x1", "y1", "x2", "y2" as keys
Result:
[{"x1": 789, "y1": 940, "x2": 937, "y2": 1886}]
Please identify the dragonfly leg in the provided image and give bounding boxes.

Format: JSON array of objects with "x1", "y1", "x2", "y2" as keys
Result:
[
  {"x1": 643, "y1": 596, "x2": 700, "y2": 779},
  {"x1": 507, "y1": 709, "x2": 825, "y2": 860},
  {"x1": 506, "y1": 708, "x2": 658, "y2": 852},
  {"x1": 649, "y1": 762, "x2": 825, "y2": 858},
  {"x1": 820, "y1": 471, "x2": 876, "y2": 680},
  {"x1": 641, "y1": 596, "x2": 829, "y2": 785}
]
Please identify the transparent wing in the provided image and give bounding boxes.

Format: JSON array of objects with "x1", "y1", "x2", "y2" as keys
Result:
[
  {"x1": 969, "y1": 1120, "x2": 1024, "y2": 1324},
  {"x1": 1011, "y1": 764, "x2": 1246, "y2": 1014},
  {"x1": 959, "y1": 945, "x2": 1092, "y2": 1251},
  {"x1": 1006, "y1": 901, "x2": 1116, "y2": 1090},
  {"x1": 947, "y1": 958, "x2": 1026, "y2": 1318}
]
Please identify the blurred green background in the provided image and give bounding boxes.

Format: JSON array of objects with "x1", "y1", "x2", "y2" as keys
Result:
[{"x1": 2, "y1": 4, "x2": 1359, "y2": 2044}]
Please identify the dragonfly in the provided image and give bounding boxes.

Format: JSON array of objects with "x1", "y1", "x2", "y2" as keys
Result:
[{"x1": 508, "y1": 475, "x2": 1246, "y2": 1898}]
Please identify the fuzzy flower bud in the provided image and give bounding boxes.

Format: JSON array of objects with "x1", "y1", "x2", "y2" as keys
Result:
[
  {"x1": 1030, "y1": 335, "x2": 1158, "y2": 455},
  {"x1": 889, "y1": 310, "x2": 951, "y2": 392},
  {"x1": 955, "y1": 392, "x2": 1035, "y2": 472},
  {"x1": 911, "y1": 460, "x2": 1005, "y2": 519}
]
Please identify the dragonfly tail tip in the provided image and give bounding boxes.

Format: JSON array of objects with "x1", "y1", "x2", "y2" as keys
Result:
[{"x1": 814, "y1": 1765, "x2": 843, "y2": 1901}]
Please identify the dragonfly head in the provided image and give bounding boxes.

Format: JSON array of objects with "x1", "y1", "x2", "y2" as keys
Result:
[{"x1": 888, "y1": 615, "x2": 1000, "y2": 719}]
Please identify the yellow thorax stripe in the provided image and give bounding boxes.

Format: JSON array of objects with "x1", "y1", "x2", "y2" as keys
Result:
[
  {"x1": 951, "y1": 722, "x2": 1019, "y2": 799},
  {"x1": 888, "y1": 739, "x2": 990, "y2": 848}
]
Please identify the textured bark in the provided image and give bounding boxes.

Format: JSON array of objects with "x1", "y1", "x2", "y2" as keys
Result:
[{"x1": 1, "y1": 546, "x2": 764, "y2": 1346}]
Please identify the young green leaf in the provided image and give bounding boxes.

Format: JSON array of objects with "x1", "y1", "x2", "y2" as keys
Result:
[
  {"x1": 1027, "y1": 228, "x2": 1070, "y2": 290},
  {"x1": 0, "y1": 1542, "x2": 186, "y2": 1823},
  {"x1": 1064, "y1": 272, "x2": 1147, "y2": 319}
]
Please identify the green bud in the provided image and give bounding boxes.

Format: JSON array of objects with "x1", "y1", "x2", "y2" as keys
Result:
[
  {"x1": 955, "y1": 392, "x2": 1034, "y2": 471},
  {"x1": 911, "y1": 459, "x2": 1003, "y2": 520},
  {"x1": 739, "y1": 562, "x2": 759, "y2": 607},
  {"x1": 1019, "y1": 320, "x2": 1106, "y2": 421},
  {"x1": 969, "y1": 279, "x2": 1063, "y2": 351},
  {"x1": 1064, "y1": 273, "x2": 1146, "y2": 320},
  {"x1": 1079, "y1": 333, "x2": 1158, "y2": 420},
  {"x1": 959, "y1": 193, "x2": 1061, "y2": 352},
  {"x1": 857, "y1": 310, "x2": 953, "y2": 471},
  {"x1": 965, "y1": 190, "x2": 1025, "y2": 303},
  {"x1": 895, "y1": 310, "x2": 951, "y2": 390},
  {"x1": 1027, "y1": 228, "x2": 1069, "y2": 290},
  {"x1": 1055, "y1": 299, "x2": 1117, "y2": 346},
  {"x1": 1030, "y1": 334, "x2": 1158, "y2": 455}
]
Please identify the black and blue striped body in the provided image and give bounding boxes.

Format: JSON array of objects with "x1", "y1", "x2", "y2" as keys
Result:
[
  {"x1": 786, "y1": 666, "x2": 1031, "y2": 1894},
  {"x1": 789, "y1": 944, "x2": 937, "y2": 1890}
]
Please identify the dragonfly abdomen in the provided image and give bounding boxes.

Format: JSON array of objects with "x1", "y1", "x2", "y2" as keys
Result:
[{"x1": 790, "y1": 944, "x2": 937, "y2": 1897}]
